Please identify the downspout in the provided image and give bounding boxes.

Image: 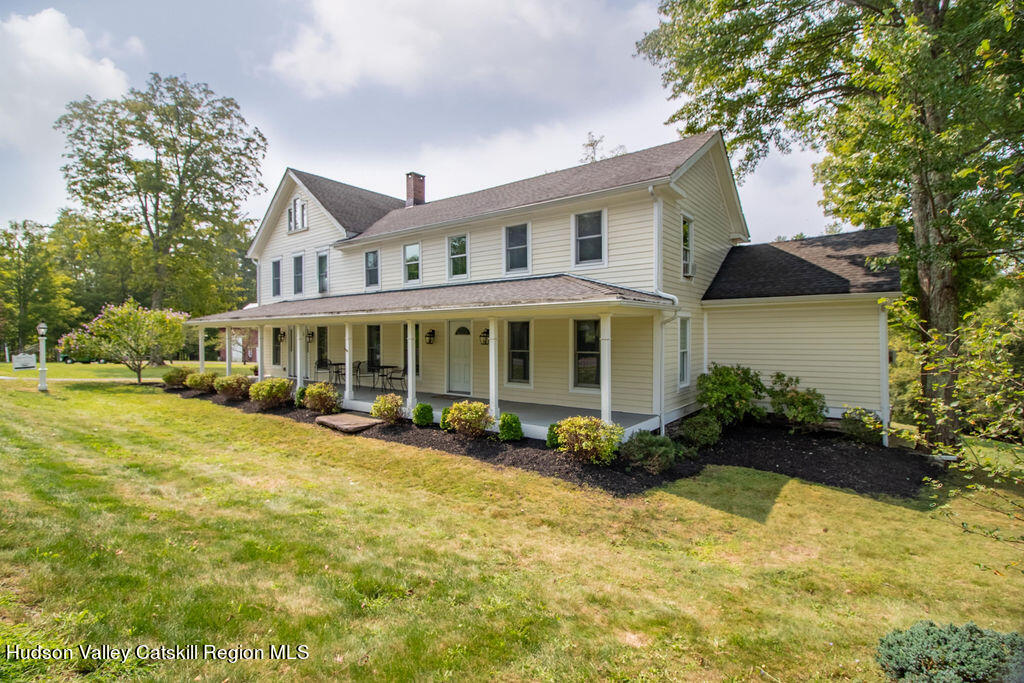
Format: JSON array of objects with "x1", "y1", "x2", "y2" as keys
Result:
[{"x1": 650, "y1": 185, "x2": 678, "y2": 433}]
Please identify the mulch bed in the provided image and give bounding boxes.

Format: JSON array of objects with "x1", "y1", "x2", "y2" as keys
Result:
[
  {"x1": 163, "y1": 386, "x2": 938, "y2": 498},
  {"x1": 700, "y1": 423, "x2": 940, "y2": 498}
]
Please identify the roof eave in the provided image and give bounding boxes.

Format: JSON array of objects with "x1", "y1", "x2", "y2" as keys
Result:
[{"x1": 701, "y1": 290, "x2": 902, "y2": 307}]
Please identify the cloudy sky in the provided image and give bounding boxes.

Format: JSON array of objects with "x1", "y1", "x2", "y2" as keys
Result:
[{"x1": 0, "y1": 1, "x2": 831, "y2": 243}]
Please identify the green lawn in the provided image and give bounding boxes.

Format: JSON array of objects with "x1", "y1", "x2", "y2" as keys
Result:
[
  {"x1": 0, "y1": 361, "x2": 234, "y2": 381},
  {"x1": 0, "y1": 383, "x2": 1021, "y2": 680}
]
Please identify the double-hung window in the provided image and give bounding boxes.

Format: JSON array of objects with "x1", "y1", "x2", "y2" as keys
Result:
[
  {"x1": 364, "y1": 250, "x2": 379, "y2": 289},
  {"x1": 573, "y1": 319, "x2": 600, "y2": 388},
  {"x1": 504, "y1": 223, "x2": 529, "y2": 274},
  {"x1": 573, "y1": 210, "x2": 604, "y2": 266},
  {"x1": 448, "y1": 235, "x2": 468, "y2": 279},
  {"x1": 292, "y1": 254, "x2": 304, "y2": 294},
  {"x1": 271, "y1": 259, "x2": 281, "y2": 297},
  {"x1": 678, "y1": 318, "x2": 690, "y2": 387},
  {"x1": 367, "y1": 325, "x2": 381, "y2": 367},
  {"x1": 317, "y1": 251, "x2": 329, "y2": 293},
  {"x1": 507, "y1": 321, "x2": 530, "y2": 384},
  {"x1": 681, "y1": 216, "x2": 694, "y2": 277},
  {"x1": 403, "y1": 243, "x2": 420, "y2": 284},
  {"x1": 271, "y1": 327, "x2": 282, "y2": 365},
  {"x1": 288, "y1": 198, "x2": 307, "y2": 232},
  {"x1": 316, "y1": 326, "x2": 328, "y2": 364}
]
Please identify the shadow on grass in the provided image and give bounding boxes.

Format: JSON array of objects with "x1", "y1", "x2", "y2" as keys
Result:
[{"x1": 658, "y1": 465, "x2": 790, "y2": 523}]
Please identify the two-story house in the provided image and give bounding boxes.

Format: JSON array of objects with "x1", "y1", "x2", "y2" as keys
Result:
[{"x1": 192, "y1": 131, "x2": 900, "y2": 439}]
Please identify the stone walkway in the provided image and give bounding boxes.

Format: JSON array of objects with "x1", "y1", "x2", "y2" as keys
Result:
[{"x1": 314, "y1": 413, "x2": 383, "y2": 434}]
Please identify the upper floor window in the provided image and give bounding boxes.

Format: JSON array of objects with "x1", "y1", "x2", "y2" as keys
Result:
[
  {"x1": 573, "y1": 319, "x2": 600, "y2": 388},
  {"x1": 507, "y1": 321, "x2": 530, "y2": 384},
  {"x1": 448, "y1": 235, "x2": 468, "y2": 279},
  {"x1": 288, "y1": 197, "x2": 307, "y2": 232},
  {"x1": 403, "y1": 243, "x2": 421, "y2": 284},
  {"x1": 271, "y1": 259, "x2": 281, "y2": 297},
  {"x1": 573, "y1": 210, "x2": 605, "y2": 266},
  {"x1": 504, "y1": 223, "x2": 529, "y2": 274},
  {"x1": 681, "y1": 216, "x2": 694, "y2": 277},
  {"x1": 678, "y1": 318, "x2": 691, "y2": 387},
  {"x1": 293, "y1": 253, "x2": 304, "y2": 294},
  {"x1": 364, "y1": 250, "x2": 379, "y2": 289},
  {"x1": 317, "y1": 250, "x2": 329, "y2": 293}
]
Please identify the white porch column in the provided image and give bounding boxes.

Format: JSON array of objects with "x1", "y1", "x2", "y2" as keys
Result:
[
  {"x1": 294, "y1": 324, "x2": 305, "y2": 388},
  {"x1": 225, "y1": 327, "x2": 233, "y2": 376},
  {"x1": 344, "y1": 323, "x2": 353, "y2": 402},
  {"x1": 256, "y1": 326, "x2": 265, "y2": 380},
  {"x1": 879, "y1": 305, "x2": 891, "y2": 446},
  {"x1": 488, "y1": 317, "x2": 500, "y2": 421},
  {"x1": 406, "y1": 320, "x2": 417, "y2": 412},
  {"x1": 653, "y1": 314, "x2": 664, "y2": 434},
  {"x1": 600, "y1": 313, "x2": 612, "y2": 423},
  {"x1": 198, "y1": 327, "x2": 205, "y2": 373}
]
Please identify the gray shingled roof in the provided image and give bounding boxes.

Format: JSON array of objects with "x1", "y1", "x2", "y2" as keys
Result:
[
  {"x1": 192, "y1": 275, "x2": 673, "y2": 324},
  {"x1": 343, "y1": 132, "x2": 718, "y2": 241},
  {"x1": 290, "y1": 169, "x2": 405, "y2": 234},
  {"x1": 703, "y1": 227, "x2": 900, "y2": 300}
]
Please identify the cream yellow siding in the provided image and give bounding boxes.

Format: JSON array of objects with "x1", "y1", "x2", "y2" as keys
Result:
[{"x1": 706, "y1": 299, "x2": 885, "y2": 414}]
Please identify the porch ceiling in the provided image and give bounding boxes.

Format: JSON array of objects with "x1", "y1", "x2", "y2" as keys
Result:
[{"x1": 189, "y1": 274, "x2": 673, "y2": 326}]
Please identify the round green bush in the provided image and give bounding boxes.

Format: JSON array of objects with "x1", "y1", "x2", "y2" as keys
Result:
[
  {"x1": 303, "y1": 382, "x2": 339, "y2": 414},
  {"x1": 249, "y1": 377, "x2": 293, "y2": 410},
  {"x1": 213, "y1": 374, "x2": 253, "y2": 401},
  {"x1": 546, "y1": 423, "x2": 560, "y2": 449},
  {"x1": 554, "y1": 416, "x2": 624, "y2": 466},
  {"x1": 370, "y1": 393, "x2": 405, "y2": 424},
  {"x1": 876, "y1": 621, "x2": 1024, "y2": 682},
  {"x1": 294, "y1": 385, "x2": 307, "y2": 408},
  {"x1": 620, "y1": 431, "x2": 695, "y2": 474},
  {"x1": 769, "y1": 372, "x2": 826, "y2": 431},
  {"x1": 672, "y1": 411, "x2": 722, "y2": 449},
  {"x1": 162, "y1": 366, "x2": 190, "y2": 387},
  {"x1": 412, "y1": 402, "x2": 433, "y2": 427},
  {"x1": 498, "y1": 413, "x2": 523, "y2": 442},
  {"x1": 446, "y1": 401, "x2": 494, "y2": 438},
  {"x1": 440, "y1": 406, "x2": 453, "y2": 431},
  {"x1": 696, "y1": 363, "x2": 767, "y2": 426},
  {"x1": 184, "y1": 371, "x2": 219, "y2": 393}
]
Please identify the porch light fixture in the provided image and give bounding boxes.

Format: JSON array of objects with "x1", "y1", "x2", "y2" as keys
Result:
[
  {"x1": 36, "y1": 321, "x2": 47, "y2": 337},
  {"x1": 424, "y1": 329, "x2": 436, "y2": 344},
  {"x1": 479, "y1": 329, "x2": 489, "y2": 345},
  {"x1": 276, "y1": 329, "x2": 287, "y2": 342},
  {"x1": 305, "y1": 330, "x2": 315, "y2": 343}
]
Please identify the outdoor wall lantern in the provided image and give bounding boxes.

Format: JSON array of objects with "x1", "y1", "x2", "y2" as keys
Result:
[
  {"x1": 479, "y1": 329, "x2": 489, "y2": 345},
  {"x1": 305, "y1": 330, "x2": 315, "y2": 343},
  {"x1": 276, "y1": 329, "x2": 287, "y2": 343},
  {"x1": 424, "y1": 329, "x2": 436, "y2": 344},
  {"x1": 36, "y1": 321, "x2": 48, "y2": 393}
]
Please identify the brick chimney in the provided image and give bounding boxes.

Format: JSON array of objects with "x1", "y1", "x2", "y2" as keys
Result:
[{"x1": 405, "y1": 172, "x2": 425, "y2": 207}]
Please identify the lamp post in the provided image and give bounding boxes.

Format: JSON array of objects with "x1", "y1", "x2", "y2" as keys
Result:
[{"x1": 36, "y1": 321, "x2": 47, "y2": 392}]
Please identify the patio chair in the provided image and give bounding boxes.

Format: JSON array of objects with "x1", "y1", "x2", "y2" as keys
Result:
[
  {"x1": 314, "y1": 358, "x2": 332, "y2": 383},
  {"x1": 354, "y1": 360, "x2": 377, "y2": 389},
  {"x1": 384, "y1": 366, "x2": 407, "y2": 392}
]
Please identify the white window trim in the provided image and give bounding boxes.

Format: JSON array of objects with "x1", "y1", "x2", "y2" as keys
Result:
[
  {"x1": 403, "y1": 242, "x2": 422, "y2": 286},
  {"x1": 287, "y1": 197, "x2": 309, "y2": 234},
  {"x1": 291, "y1": 251, "x2": 305, "y2": 296},
  {"x1": 316, "y1": 248, "x2": 330, "y2": 295},
  {"x1": 503, "y1": 319, "x2": 534, "y2": 389},
  {"x1": 363, "y1": 249, "x2": 381, "y2": 292},
  {"x1": 502, "y1": 221, "x2": 532, "y2": 276},
  {"x1": 446, "y1": 233, "x2": 470, "y2": 282},
  {"x1": 315, "y1": 325, "x2": 329, "y2": 365},
  {"x1": 570, "y1": 208, "x2": 608, "y2": 270},
  {"x1": 568, "y1": 318, "x2": 601, "y2": 395},
  {"x1": 681, "y1": 208, "x2": 695, "y2": 279},
  {"x1": 678, "y1": 316, "x2": 692, "y2": 389},
  {"x1": 271, "y1": 327, "x2": 284, "y2": 367},
  {"x1": 270, "y1": 257, "x2": 282, "y2": 299}
]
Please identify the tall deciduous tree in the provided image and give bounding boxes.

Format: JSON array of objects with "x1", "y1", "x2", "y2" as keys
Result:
[
  {"x1": 638, "y1": 0, "x2": 1024, "y2": 442},
  {"x1": 0, "y1": 221, "x2": 81, "y2": 353},
  {"x1": 55, "y1": 73, "x2": 266, "y2": 311}
]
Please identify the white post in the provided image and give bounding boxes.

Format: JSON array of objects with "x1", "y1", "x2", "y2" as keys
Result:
[
  {"x1": 256, "y1": 326, "x2": 264, "y2": 380},
  {"x1": 406, "y1": 320, "x2": 417, "y2": 413},
  {"x1": 702, "y1": 310, "x2": 709, "y2": 375},
  {"x1": 600, "y1": 313, "x2": 612, "y2": 423},
  {"x1": 880, "y1": 305, "x2": 891, "y2": 446},
  {"x1": 294, "y1": 324, "x2": 305, "y2": 388},
  {"x1": 198, "y1": 327, "x2": 205, "y2": 373},
  {"x1": 344, "y1": 323, "x2": 353, "y2": 402},
  {"x1": 38, "y1": 329, "x2": 47, "y2": 393},
  {"x1": 653, "y1": 314, "x2": 664, "y2": 434},
  {"x1": 488, "y1": 317, "x2": 499, "y2": 421},
  {"x1": 225, "y1": 327, "x2": 232, "y2": 376}
]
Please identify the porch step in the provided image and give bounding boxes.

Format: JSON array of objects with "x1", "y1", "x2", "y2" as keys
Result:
[{"x1": 315, "y1": 413, "x2": 383, "y2": 434}]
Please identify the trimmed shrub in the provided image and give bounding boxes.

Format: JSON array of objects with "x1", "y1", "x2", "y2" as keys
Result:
[
  {"x1": 446, "y1": 401, "x2": 494, "y2": 438},
  {"x1": 440, "y1": 406, "x2": 453, "y2": 432},
  {"x1": 370, "y1": 393, "x2": 405, "y2": 424},
  {"x1": 696, "y1": 363, "x2": 767, "y2": 426},
  {"x1": 498, "y1": 413, "x2": 523, "y2": 442},
  {"x1": 554, "y1": 416, "x2": 624, "y2": 466},
  {"x1": 876, "y1": 621, "x2": 1024, "y2": 682},
  {"x1": 184, "y1": 371, "x2": 219, "y2": 393},
  {"x1": 162, "y1": 366, "x2": 190, "y2": 387},
  {"x1": 249, "y1": 377, "x2": 293, "y2": 410},
  {"x1": 294, "y1": 385, "x2": 307, "y2": 408},
  {"x1": 620, "y1": 431, "x2": 696, "y2": 474},
  {"x1": 841, "y1": 407, "x2": 884, "y2": 446},
  {"x1": 672, "y1": 411, "x2": 722, "y2": 449},
  {"x1": 546, "y1": 423, "x2": 560, "y2": 449},
  {"x1": 303, "y1": 382, "x2": 339, "y2": 414},
  {"x1": 412, "y1": 402, "x2": 433, "y2": 427},
  {"x1": 214, "y1": 374, "x2": 252, "y2": 401},
  {"x1": 768, "y1": 372, "x2": 827, "y2": 431}
]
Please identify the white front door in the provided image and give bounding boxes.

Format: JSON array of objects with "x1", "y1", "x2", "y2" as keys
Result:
[{"x1": 448, "y1": 322, "x2": 472, "y2": 394}]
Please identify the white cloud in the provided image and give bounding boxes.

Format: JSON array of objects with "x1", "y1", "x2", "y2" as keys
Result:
[{"x1": 271, "y1": 0, "x2": 657, "y2": 99}]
